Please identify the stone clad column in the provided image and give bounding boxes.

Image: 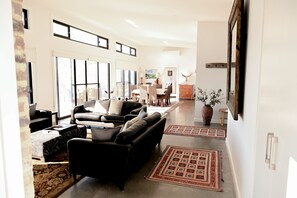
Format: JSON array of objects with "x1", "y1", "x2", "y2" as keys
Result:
[{"x1": 12, "y1": 0, "x2": 35, "y2": 196}]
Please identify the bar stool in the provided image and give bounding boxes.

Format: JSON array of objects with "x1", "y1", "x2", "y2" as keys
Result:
[{"x1": 219, "y1": 108, "x2": 228, "y2": 126}]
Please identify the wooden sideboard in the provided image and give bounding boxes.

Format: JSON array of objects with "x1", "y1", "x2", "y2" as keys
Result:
[{"x1": 179, "y1": 84, "x2": 193, "y2": 99}]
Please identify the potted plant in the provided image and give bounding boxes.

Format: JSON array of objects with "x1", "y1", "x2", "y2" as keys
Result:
[{"x1": 196, "y1": 87, "x2": 223, "y2": 125}]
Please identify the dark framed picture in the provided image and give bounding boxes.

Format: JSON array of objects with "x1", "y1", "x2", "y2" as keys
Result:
[{"x1": 168, "y1": 70, "x2": 172, "y2": 76}]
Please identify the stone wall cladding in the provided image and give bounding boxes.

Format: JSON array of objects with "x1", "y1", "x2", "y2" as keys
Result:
[{"x1": 12, "y1": 0, "x2": 35, "y2": 197}]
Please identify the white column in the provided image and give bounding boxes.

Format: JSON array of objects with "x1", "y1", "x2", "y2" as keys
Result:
[{"x1": 0, "y1": 0, "x2": 25, "y2": 197}]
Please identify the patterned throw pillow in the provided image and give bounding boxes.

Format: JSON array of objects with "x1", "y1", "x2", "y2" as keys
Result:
[{"x1": 108, "y1": 100, "x2": 123, "y2": 115}]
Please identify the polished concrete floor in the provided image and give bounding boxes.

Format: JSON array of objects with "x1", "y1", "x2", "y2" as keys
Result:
[{"x1": 59, "y1": 100, "x2": 236, "y2": 198}]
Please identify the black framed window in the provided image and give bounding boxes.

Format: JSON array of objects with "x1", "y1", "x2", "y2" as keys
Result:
[
  {"x1": 22, "y1": 9, "x2": 29, "y2": 29},
  {"x1": 56, "y1": 57, "x2": 110, "y2": 118},
  {"x1": 53, "y1": 21, "x2": 69, "y2": 38},
  {"x1": 116, "y1": 42, "x2": 136, "y2": 57},
  {"x1": 53, "y1": 20, "x2": 109, "y2": 49}
]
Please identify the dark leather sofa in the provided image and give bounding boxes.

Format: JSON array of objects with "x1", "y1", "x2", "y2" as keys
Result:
[
  {"x1": 70, "y1": 99, "x2": 147, "y2": 125},
  {"x1": 29, "y1": 103, "x2": 52, "y2": 133},
  {"x1": 67, "y1": 112, "x2": 166, "y2": 190}
]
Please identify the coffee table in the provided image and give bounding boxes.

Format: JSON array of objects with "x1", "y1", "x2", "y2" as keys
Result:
[{"x1": 31, "y1": 124, "x2": 86, "y2": 161}]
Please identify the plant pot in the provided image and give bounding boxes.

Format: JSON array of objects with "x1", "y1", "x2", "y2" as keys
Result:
[{"x1": 202, "y1": 105, "x2": 213, "y2": 125}]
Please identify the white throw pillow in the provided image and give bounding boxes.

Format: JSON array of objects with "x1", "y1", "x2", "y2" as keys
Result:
[
  {"x1": 108, "y1": 100, "x2": 123, "y2": 115},
  {"x1": 93, "y1": 100, "x2": 110, "y2": 114}
]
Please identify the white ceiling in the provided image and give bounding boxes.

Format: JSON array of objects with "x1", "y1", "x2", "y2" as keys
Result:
[{"x1": 35, "y1": 0, "x2": 233, "y2": 48}]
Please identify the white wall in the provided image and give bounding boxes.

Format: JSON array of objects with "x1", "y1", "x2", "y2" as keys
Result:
[
  {"x1": 226, "y1": 0, "x2": 264, "y2": 197},
  {"x1": 195, "y1": 21, "x2": 228, "y2": 123},
  {"x1": 138, "y1": 46, "x2": 196, "y2": 95},
  {"x1": 227, "y1": 0, "x2": 297, "y2": 197},
  {"x1": 23, "y1": 1, "x2": 140, "y2": 111}
]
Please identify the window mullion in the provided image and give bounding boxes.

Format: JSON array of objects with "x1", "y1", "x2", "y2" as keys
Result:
[
  {"x1": 85, "y1": 61, "x2": 88, "y2": 101},
  {"x1": 73, "y1": 59, "x2": 77, "y2": 105}
]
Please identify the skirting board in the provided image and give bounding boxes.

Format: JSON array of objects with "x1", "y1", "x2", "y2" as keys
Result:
[{"x1": 226, "y1": 138, "x2": 241, "y2": 198}]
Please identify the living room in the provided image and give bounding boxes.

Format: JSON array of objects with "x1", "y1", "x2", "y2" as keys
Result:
[{"x1": 2, "y1": 0, "x2": 297, "y2": 198}]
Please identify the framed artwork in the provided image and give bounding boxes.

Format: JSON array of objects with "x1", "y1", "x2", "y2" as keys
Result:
[
  {"x1": 145, "y1": 69, "x2": 157, "y2": 79},
  {"x1": 226, "y1": 0, "x2": 245, "y2": 120},
  {"x1": 168, "y1": 70, "x2": 173, "y2": 76}
]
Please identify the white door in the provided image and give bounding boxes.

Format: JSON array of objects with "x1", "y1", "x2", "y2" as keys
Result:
[{"x1": 253, "y1": 0, "x2": 297, "y2": 197}]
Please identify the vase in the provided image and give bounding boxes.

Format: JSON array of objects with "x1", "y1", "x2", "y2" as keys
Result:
[{"x1": 202, "y1": 105, "x2": 213, "y2": 125}]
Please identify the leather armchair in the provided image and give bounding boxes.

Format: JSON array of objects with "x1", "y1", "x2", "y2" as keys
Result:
[{"x1": 30, "y1": 109, "x2": 52, "y2": 132}]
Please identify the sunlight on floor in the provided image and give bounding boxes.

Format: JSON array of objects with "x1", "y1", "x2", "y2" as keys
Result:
[{"x1": 286, "y1": 157, "x2": 297, "y2": 198}]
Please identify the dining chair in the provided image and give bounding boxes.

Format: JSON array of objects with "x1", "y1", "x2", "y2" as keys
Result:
[
  {"x1": 148, "y1": 85, "x2": 157, "y2": 106},
  {"x1": 157, "y1": 85, "x2": 172, "y2": 106},
  {"x1": 165, "y1": 84, "x2": 172, "y2": 105},
  {"x1": 139, "y1": 87, "x2": 148, "y2": 104}
]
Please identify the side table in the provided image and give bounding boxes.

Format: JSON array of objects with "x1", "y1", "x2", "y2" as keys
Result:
[{"x1": 219, "y1": 108, "x2": 228, "y2": 126}]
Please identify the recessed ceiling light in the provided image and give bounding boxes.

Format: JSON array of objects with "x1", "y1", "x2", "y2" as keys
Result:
[
  {"x1": 163, "y1": 41, "x2": 169, "y2": 45},
  {"x1": 125, "y1": 19, "x2": 139, "y2": 28}
]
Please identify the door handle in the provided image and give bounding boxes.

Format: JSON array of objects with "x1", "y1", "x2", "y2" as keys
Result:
[
  {"x1": 265, "y1": 133, "x2": 278, "y2": 170},
  {"x1": 265, "y1": 133, "x2": 274, "y2": 164}
]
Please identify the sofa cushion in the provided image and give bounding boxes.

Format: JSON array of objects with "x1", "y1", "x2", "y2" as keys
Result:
[
  {"x1": 121, "y1": 101, "x2": 142, "y2": 116},
  {"x1": 93, "y1": 100, "x2": 110, "y2": 114},
  {"x1": 108, "y1": 100, "x2": 124, "y2": 115},
  {"x1": 143, "y1": 112, "x2": 161, "y2": 126},
  {"x1": 121, "y1": 116, "x2": 139, "y2": 132},
  {"x1": 75, "y1": 113, "x2": 101, "y2": 121},
  {"x1": 115, "y1": 119, "x2": 147, "y2": 144},
  {"x1": 101, "y1": 115, "x2": 125, "y2": 122},
  {"x1": 91, "y1": 126, "x2": 121, "y2": 142},
  {"x1": 30, "y1": 117, "x2": 51, "y2": 125},
  {"x1": 76, "y1": 120, "x2": 114, "y2": 128},
  {"x1": 29, "y1": 103, "x2": 37, "y2": 119}
]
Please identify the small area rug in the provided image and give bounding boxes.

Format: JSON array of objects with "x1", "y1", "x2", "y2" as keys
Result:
[
  {"x1": 33, "y1": 150, "x2": 82, "y2": 198},
  {"x1": 146, "y1": 145, "x2": 222, "y2": 192},
  {"x1": 164, "y1": 125, "x2": 226, "y2": 139}
]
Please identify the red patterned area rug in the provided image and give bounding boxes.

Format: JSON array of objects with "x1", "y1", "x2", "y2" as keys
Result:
[
  {"x1": 164, "y1": 125, "x2": 226, "y2": 139},
  {"x1": 33, "y1": 150, "x2": 83, "y2": 198},
  {"x1": 146, "y1": 145, "x2": 223, "y2": 192}
]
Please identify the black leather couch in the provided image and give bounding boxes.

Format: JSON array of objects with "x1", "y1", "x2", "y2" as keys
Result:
[
  {"x1": 70, "y1": 99, "x2": 147, "y2": 126},
  {"x1": 67, "y1": 112, "x2": 166, "y2": 190},
  {"x1": 29, "y1": 103, "x2": 52, "y2": 133}
]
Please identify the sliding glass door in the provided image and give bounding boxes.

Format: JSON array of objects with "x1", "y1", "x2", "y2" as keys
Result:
[
  {"x1": 115, "y1": 69, "x2": 137, "y2": 100},
  {"x1": 56, "y1": 57, "x2": 74, "y2": 118},
  {"x1": 56, "y1": 57, "x2": 110, "y2": 118}
]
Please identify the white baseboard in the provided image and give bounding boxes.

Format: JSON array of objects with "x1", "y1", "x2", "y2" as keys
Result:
[{"x1": 226, "y1": 138, "x2": 241, "y2": 198}]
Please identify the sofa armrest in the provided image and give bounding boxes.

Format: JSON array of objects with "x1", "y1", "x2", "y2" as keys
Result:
[
  {"x1": 67, "y1": 138, "x2": 133, "y2": 189},
  {"x1": 101, "y1": 115, "x2": 125, "y2": 123},
  {"x1": 130, "y1": 105, "x2": 147, "y2": 115},
  {"x1": 70, "y1": 105, "x2": 91, "y2": 124},
  {"x1": 68, "y1": 139, "x2": 133, "y2": 169}
]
